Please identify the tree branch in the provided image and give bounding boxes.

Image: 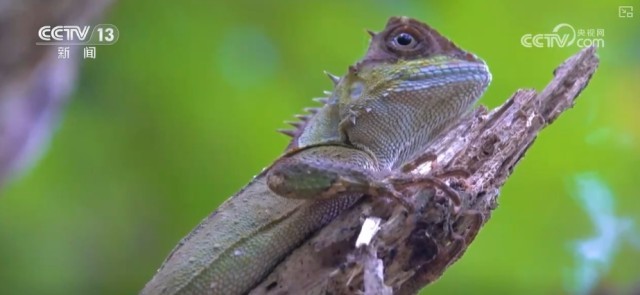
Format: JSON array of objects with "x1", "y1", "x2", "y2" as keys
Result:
[
  {"x1": 248, "y1": 47, "x2": 600, "y2": 295},
  {"x1": 0, "y1": 0, "x2": 112, "y2": 190}
]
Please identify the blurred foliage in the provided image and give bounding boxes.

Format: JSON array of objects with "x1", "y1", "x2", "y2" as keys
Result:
[{"x1": 1, "y1": 0, "x2": 639, "y2": 294}]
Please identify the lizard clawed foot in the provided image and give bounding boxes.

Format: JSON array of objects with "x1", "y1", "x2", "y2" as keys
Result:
[
  {"x1": 391, "y1": 174, "x2": 463, "y2": 214},
  {"x1": 369, "y1": 179, "x2": 414, "y2": 210},
  {"x1": 369, "y1": 172, "x2": 466, "y2": 214}
]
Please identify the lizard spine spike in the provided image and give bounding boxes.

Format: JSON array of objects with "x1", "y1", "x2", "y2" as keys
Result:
[
  {"x1": 303, "y1": 107, "x2": 318, "y2": 114},
  {"x1": 366, "y1": 29, "x2": 377, "y2": 38},
  {"x1": 312, "y1": 97, "x2": 329, "y2": 104},
  {"x1": 286, "y1": 121, "x2": 302, "y2": 128},
  {"x1": 295, "y1": 114, "x2": 311, "y2": 121},
  {"x1": 277, "y1": 129, "x2": 296, "y2": 137},
  {"x1": 323, "y1": 90, "x2": 332, "y2": 96},
  {"x1": 324, "y1": 71, "x2": 340, "y2": 85}
]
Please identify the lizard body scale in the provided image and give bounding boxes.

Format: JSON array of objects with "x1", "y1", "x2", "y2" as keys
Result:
[{"x1": 141, "y1": 16, "x2": 491, "y2": 295}]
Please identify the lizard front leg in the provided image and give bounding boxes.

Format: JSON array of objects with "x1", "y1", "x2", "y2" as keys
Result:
[
  {"x1": 266, "y1": 145, "x2": 381, "y2": 200},
  {"x1": 266, "y1": 145, "x2": 460, "y2": 212}
]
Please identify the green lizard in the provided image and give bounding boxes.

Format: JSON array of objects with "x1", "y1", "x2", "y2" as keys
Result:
[{"x1": 141, "y1": 16, "x2": 491, "y2": 295}]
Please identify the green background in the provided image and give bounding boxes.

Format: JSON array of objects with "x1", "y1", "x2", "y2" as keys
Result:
[{"x1": 1, "y1": 1, "x2": 639, "y2": 294}]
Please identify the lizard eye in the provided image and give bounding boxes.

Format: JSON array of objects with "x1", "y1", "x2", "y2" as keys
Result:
[
  {"x1": 387, "y1": 30, "x2": 421, "y2": 54},
  {"x1": 395, "y1": 33, "x2": 414, "y2": 46}
]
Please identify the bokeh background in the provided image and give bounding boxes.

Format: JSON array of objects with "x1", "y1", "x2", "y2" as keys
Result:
[{"x1": 1, "y1": 1, "x2": 639, "y2": 294}]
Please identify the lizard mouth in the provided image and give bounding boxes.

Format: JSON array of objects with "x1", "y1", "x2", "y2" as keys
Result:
[
  {"x1": 417, "y1": 60, "x2": 489, "y2": 80},
  {"x1": 391, "y1": 60, "x2": 492, "y2": 94}
]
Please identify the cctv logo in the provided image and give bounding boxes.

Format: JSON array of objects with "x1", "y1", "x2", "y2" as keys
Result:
[
  {"x1": 38, "y1": 26, "x2": 91, "y2": 42},
  {"x1": 521, "y1": 23, "x2": 605, "y2": 48},
  {"x1": 36, "y1": 24, "x2": 119, "y2": 46}
]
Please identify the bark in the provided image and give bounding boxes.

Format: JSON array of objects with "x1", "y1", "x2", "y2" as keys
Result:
[{"x1": 249, "y1": 47, "x2": 600, "y2": 295}]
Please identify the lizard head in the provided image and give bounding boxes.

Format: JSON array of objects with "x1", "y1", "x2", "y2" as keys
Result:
[{"x1": 334, "y1": 16, "x2": 492, "y2": 169}]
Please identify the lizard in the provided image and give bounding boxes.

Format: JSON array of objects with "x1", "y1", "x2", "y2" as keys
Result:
[{"x1": 140, "y1": 16, "x2": 491, "y2": 295}]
